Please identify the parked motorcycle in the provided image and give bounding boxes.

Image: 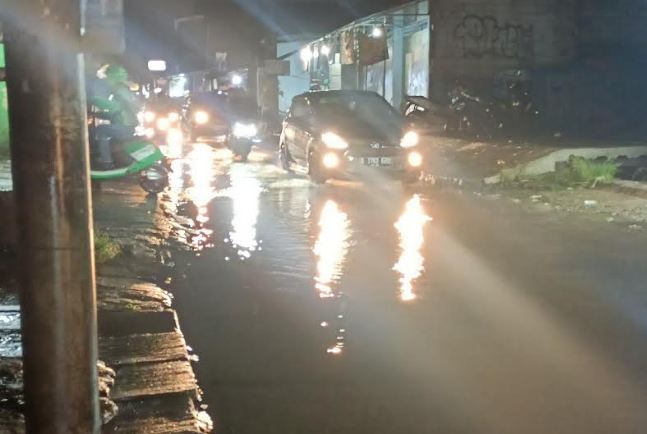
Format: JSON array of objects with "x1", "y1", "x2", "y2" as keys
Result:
[{"x1": 404, "y1": 82, "x2": 536, "y2": 140}]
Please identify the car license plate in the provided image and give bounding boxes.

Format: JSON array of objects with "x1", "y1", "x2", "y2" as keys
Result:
[{"x1": 364, "y1": 157, "x2": 393, "y2": 167}]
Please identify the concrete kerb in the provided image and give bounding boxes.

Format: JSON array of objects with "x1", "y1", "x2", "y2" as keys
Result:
[
  {"x1": 484, "y1": 145, "x2": 647, "y2": 185},
  {"x1": 607, "y1": 180, "x2": 647, "y2": 199}
]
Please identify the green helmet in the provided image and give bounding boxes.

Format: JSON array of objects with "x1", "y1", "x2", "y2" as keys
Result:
[{"x1": 105, "y1": 64, "x2": 129, "y2": 85}]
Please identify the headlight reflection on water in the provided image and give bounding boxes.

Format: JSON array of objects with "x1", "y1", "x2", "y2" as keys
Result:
[
  {"x1": 394, "y1": 195, "x2": 432, "y2": 302},
  {"x1": 187, "y1": 144, "x2": 216, "y2": 249},
  {"x1": 314, "y1": 200, "x2": 351, "y2": 299},
  {"x1": 228, "y1": 166, "x2": 262, "y2": 259},
  {"x1": 188, "y1": 144, "x2": 216, "y2": 215},
  {"x1": 313, "y1": 200, "x2": 351, "y2": 356}
]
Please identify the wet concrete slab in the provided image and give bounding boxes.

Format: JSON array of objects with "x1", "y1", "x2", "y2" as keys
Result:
[
  {"x1": 111, "y1": 360, "x2": 197, "y2": 401},
  {"x1": 92, "y1": 180, "x2": 211, "y2": 432},
  {"x1": 97, "y1": 277, "x2": 173, "y2": 312},
  {"x1": 0, "y1": 174, "x2": 212, "y2": 432},
  {"x1": 99, "y1": 311, "x2": 180, "y2": 337},
  {"x1": 99, "y1": 332, "x2": 188, "y2": 367},
  {"x1": 104, "y1": 394, "x2": 207, "y2": 434}
]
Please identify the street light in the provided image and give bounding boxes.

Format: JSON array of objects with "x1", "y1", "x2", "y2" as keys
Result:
[
  {"x1": 371, "y1": 26, "x2": 384, "y2": 38},
  {"x1": 231, "y1": 74, "x2": 243, "y2": 86}
]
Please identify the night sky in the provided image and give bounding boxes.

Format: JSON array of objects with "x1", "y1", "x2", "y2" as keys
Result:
[{"x1": 124, "y1": 0, "x2": 409, "y2": 73}]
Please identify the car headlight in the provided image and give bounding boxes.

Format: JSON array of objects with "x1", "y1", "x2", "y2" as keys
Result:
[
  {"x1": 400, "y1": 131, "x2": 419, "y2": 148},
  {"x1": 407, "y1": 151, "x2": 423, "y2": 167},
  {"x1": 323, "y1": 152, "x2": 340, "y2": 169},
  {"x1": 144, "y1": 111, "x2": 156, "y2": 123},
  {"x1": 156, "y1": 117, "x2": 170, "y2": 131},
  {"x1": 232, "y1": 122, "x2": 258, "y2": 138},
  {"x1": 194, "y1": 111, "x2": 209, "y2": 124},
  {"x1": 321, "y1": 132, "x2": 348, "y2": 150},
  {"x1": 168, "y1": 112, "x2": 180, "y2": 122}
]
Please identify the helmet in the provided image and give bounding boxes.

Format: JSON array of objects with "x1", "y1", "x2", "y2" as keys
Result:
[{"x1": 105, "y1": 64, "x2": 129, "y2": 85}]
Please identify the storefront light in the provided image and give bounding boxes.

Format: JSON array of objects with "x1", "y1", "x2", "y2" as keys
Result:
[{"x1": 300, "y1": 47, "x2": 313, "y2": 63}]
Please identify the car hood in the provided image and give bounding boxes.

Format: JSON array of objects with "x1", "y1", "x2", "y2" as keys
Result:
[{"x1": 313, "y1": 116, "x2": 403, "y2": 145}]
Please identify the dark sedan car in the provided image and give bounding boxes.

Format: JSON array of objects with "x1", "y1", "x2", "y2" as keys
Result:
[
  {"x1": 279, "y1": 91, "x2": 423, "y2": 183},
  {"x1": 186, "y1": 92, "x2": 230, "y2": 143}
]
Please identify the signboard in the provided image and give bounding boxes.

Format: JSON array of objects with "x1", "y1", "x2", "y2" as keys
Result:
[
  {"x1": 358, "y1": 33, "x2": 388, "y2": 66},
  {"x1": 85, "y1": 0, "x2": 125, "y2": 54},
  {"x1": 148, "y1": 60, "x2": 167, "y2": 72}
]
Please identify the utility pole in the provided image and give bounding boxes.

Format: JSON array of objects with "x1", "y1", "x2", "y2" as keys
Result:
[{"x1": 3, "y1": 1, "x2": 100, "y2": 433}]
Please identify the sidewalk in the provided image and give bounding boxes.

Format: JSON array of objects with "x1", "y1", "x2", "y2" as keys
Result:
[
  {"x1": 421, "y1": 135, "x2": 647, "y2": 230},
  {"x1": 0, "y1": 176, "x2": 212, "y2": 433},
  {"x1": 422, "y1": 134, "x2": 647, "y2": 185}
]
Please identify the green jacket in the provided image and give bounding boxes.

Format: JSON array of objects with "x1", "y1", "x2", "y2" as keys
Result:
[{"x1": 91, "y1": 83, "x2": 138, "y2": 127}]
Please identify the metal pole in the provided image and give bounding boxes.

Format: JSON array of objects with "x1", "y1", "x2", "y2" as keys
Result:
[{"x1": 3, "y1": 1, "x2": 100, "y2": 433}]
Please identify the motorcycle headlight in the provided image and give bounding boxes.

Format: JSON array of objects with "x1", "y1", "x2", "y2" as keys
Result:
[
  {"x1": 400, "y1": 131, "x2": 419, "y2": 148},
  {"x1": 321, "y1": 132, "x2": 348, "y2": 150},
  {"x1": 194, "y1": 111, "x2": 209, "y2": 124},
  {"x1": 232, "y1": 122, "x2": 258, "y2": 138}
]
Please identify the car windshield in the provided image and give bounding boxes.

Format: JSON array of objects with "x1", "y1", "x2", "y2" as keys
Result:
[
  {"x1": 192, "y1": 92, "x2": 228, "y2": 112},
  {"x1": 311, "y1": 93, "x2": 402, "y2": 128},
  {"x1": 228, "y1": 96, "x2": 257, "y2": 118}
]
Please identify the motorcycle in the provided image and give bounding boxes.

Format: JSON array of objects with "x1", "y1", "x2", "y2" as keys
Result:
[
  {"x1": 90, "y1": 139, "x2": 169, "y2": 194},
  {"x1": 88, "y1": 109, "x2": 169, "y2": 194},
  {"x1": 229, "y1": 120, "x2": 259, "y2": 162}
]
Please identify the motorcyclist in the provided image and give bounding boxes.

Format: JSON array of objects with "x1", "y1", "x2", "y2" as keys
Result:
[{"x1": 89, "y1": 64, "x2": 140, "y2": 168}]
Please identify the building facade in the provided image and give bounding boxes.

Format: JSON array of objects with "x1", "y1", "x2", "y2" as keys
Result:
[
  {"x1": 286, "y1": 0, "x2": 430, "y2": 110},
  {"x1": 285, "y1": 0, "x2": 646, "y2": 137}
]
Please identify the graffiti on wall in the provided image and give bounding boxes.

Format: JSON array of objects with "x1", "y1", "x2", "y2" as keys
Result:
[{"x1": 454, "y1": 15, "x2": 534, "y2": 60}]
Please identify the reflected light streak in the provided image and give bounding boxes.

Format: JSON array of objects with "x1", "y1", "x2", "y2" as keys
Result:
[
  {"x1": 313, "y1": 201, "x2": 350, "y2": 299},
  {"x1": 165, "y1": 129, "x2": 184, "y2": 159},
  {"x1": 187, "y1": 144, "x2": 216, "y2": 210},
  {"x1": 187, "y1": 144, "x2": 216, "y2": 249},
  {"x1": 229, "y1": 166, "x2": 262, "y2": 258},
  {"x1": 394, "y1": 195, "x2": 432, "y2": 302}
]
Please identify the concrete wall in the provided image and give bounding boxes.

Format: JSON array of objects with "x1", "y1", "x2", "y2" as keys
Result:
[
  {"x1": 277, "y1": 40, "x2": 311, "y2": 114},
  {"x1": 429, "y1": 0, "x2": 577, "y2": 99}
]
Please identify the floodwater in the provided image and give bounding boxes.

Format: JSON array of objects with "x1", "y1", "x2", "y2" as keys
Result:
[{"x1": 163, "y1": 141, "x2": 647, "y2": 434}]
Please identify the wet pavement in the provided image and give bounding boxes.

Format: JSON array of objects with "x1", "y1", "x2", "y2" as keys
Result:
[{"x1": 163, "y1": 141, "x2": 647, "y2": 434}]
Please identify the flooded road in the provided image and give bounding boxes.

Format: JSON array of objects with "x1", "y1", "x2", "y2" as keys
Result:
[{"x1": 166, "y1": 142, "x2": 647, "y2": 434}]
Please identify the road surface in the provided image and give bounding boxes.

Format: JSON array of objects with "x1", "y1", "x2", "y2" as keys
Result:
[{"x1": 165, "y1": 142, "x2": 647, "y2": 434}]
